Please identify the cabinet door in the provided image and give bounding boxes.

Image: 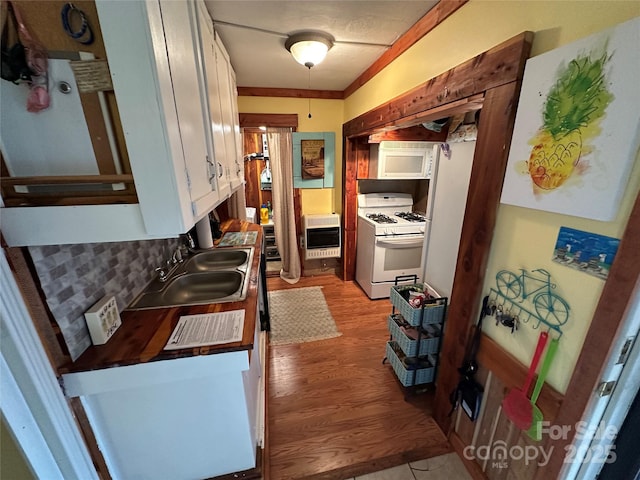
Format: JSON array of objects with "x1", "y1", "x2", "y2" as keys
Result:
[
  {"x1": 160, "y1": 0, "x2": 220, "y2": 219},
  {"x1": 215, "y1": 37, "x2": 243, "y2": 192},
  {"x1": 196, "y1": 0, "x2": 231, "y2": 200},
  {"x1": 229, "y1": 68, "x2": 245, "y2": 187}
]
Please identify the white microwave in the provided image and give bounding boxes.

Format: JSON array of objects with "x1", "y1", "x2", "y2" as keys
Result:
[{"x1": 367, "y1": 141, "x2": 438, "y2": 179}]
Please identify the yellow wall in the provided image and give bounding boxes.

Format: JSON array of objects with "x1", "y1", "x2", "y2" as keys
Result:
[
  {"x1": 237, "y1": 96, "x2": 344, "y2": 216},
  {"x1": 344, "y1": 1, "x2": 640, "y2": 120},
  {"x1": 239, "y1": 1, "x2": 640, "y2": 393},
  {"x1": 1, "y1": 418, "x2": 35, "y2": 480}
]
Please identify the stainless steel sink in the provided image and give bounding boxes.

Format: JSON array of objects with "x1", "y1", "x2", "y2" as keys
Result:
[
  {"x1": 183, "y1": 249, "x2": 249, "y2": 272},
  {"x1": 128, "y1": 247, "x2": 254, "y2": 310}
]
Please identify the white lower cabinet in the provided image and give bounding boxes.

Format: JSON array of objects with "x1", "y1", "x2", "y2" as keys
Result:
[{"x1": 63, "y1": 346, "x2": 264, "y2": 479}]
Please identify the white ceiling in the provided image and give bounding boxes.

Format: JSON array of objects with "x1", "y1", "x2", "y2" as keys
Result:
[{"x1": 204, "y1": 1, "x2": 439, "y2": 91}]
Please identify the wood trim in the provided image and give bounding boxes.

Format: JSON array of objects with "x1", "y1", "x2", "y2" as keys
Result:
[
  {"x1": 343, "y1": 0, "x2": 468, "y2": 98},
  {"x1": 432, "y1": 80, "x2": 524, "y2": 434},
  {"x1": 80, "y1": 92, "x2": 118, "y2": 175},
  {"x1": 239, "y1": 113, "x2": 299, "y2": 129},
  {"x1": 1, "y1": 174, "x2": 134, "y2": 186},
  {"x1": 2, "y1": 195, "x2": 139, "y2": 207},
  {"x1": 377, "y1": 94, "x2": 484, "y2": 135},
  {"x1": 68, "y1": 398, "x2": 112, "y2": 480},
  {"x1": 343, "y1": 32, "x2": 533, "y2": 138},
  {"x1": 3, "y1": 245, "x2": 70, "y2": 370},
  {"x1": 1, "y1": 174, "x2": 138, "y2": 206},
  {"x1": 368, "y1": 125, "x2": 449, "y2": 143},
  {"x1": 340, "y1": 137, "x2": 368, "y2": 281},
  {"x1": 449, "y1": 431, "x2": 488, "y2": 480},
  {"x1": 536, "y1": 190, "x2": 640, "y2": 480},
  {"x1": 237, "y1": 87, "x2": 343, "y2": 100},
  {"x1": 477, "y1": 333, "x2": 564, "y2": 422}
]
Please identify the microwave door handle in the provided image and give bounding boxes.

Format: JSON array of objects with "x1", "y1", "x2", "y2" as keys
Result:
[{"x1": 376, "y1": 238, "x2": 424, "y2": 249}]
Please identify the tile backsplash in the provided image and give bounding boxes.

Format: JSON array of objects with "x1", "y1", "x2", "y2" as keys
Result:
[{"x1": 28, "y1": 238, "x2": 179, "y2": 361}]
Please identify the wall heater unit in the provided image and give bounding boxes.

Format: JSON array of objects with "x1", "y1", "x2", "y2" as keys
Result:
[{"x1": 303, "y1": 214, "x2": 341, "y2": 260}]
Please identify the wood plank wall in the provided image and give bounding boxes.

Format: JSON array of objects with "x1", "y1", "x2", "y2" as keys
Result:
[{"x1": 450, "y1": 335, "x2": 564, "y2": 480}]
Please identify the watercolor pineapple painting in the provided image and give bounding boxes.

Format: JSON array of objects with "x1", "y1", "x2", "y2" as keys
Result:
[
  {"x1": 501, "y1": 18, "x2": 639, "y2": 221},
  {"x1": 527, "y1": 48, "x2": 614, "y2": 192}
]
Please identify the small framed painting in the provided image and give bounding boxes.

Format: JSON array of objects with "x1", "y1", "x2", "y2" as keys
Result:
[
  {"x1": 500, "y1": 17, "x2": 640, "y2": 221},
  {"x1": 301, "y1": 139, "x2": 325, "y2": 179},
  {"x1": 552, "y1": 227, "x2": 620, "y2": 279}
]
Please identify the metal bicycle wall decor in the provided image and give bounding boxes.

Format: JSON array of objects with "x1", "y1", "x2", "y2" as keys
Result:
[{"x1": 487, "y1": 268, "x2": 570, "y2": 336}]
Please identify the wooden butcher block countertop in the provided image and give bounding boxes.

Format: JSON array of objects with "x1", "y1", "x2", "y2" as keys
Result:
[{"x1": 60, "y1": 220, "x2": 262, "y2": 374}]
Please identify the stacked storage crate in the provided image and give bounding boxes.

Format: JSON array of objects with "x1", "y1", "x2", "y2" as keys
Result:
[{"x1": 385, "y1": 283, "x2": 448, "y2": 388}]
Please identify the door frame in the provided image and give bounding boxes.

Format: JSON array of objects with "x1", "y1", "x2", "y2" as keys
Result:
[
  {"x1": 340, "y1": 31, "x2": 640, "y2": 480},
  {"x1": 0, "y1": 250, "x2": 97, "y2": 479},
  {"x1": 239, "y1": 114, "x2": 303, "y2": 275}
]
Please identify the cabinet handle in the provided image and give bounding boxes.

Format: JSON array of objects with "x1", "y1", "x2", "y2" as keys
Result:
[{"x1": 218, "y1": 162, "x2": 223, "y2": 178}]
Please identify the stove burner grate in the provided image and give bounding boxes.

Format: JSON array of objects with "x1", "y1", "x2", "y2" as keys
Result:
[
  {"x1": 366, "y1": 213, "x2": 397, "y2": 224},
  {"x1": 395, "y1": 211, "x2": 426, "y2": 222}
]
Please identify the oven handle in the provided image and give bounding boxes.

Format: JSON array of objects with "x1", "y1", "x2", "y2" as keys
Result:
[{"x1": 375, "y1": 237, "x2": 424, "y2": 249}]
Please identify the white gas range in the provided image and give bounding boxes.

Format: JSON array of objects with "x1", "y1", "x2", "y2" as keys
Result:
[{"x1": 355, "y1": 193, "x2": 429, "y2": 299}]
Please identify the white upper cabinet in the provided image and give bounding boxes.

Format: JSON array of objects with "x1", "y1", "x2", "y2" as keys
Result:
[
  {"x1": 1, "y1": 0, "x2": 243, "y2": 246},
  {"x1": 97, "y1": 0, "x2": 220, "y2": 231},
  {"x1": 214, "y1": 35, "x2": 244, "y2": 192},
  {"x1": 229, "y1": 68, "x2": 246, "y2": 188},
  {"x1": 195, "y1": 0, "x2": 231, "y2": 200}
]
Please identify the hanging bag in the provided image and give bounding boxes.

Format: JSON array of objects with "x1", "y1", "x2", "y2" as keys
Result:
[
  {"x1": 1, "y1": 1, "x2": 49, "y2": 112},
  {"x1": 1, "y1": 1, "x2": 33, "y2": 83}
]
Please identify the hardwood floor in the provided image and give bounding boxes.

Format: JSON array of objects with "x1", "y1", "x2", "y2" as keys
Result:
[{"x1": 265, "y1": 275, "x2": 451, "y2": 480}]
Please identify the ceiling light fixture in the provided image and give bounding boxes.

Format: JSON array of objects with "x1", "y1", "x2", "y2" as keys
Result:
[{"x1": 285, "y1": 32, "x2": 333, "y2": 69}]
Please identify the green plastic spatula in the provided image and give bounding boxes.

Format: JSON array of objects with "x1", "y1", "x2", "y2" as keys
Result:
[{"x1": 527, "y1": 336, "x2": 559, "y2": 441}]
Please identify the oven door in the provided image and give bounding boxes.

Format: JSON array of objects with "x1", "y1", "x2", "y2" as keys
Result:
[{"x1": 371, "y1": 233, "x2": 424, "y2": 283}]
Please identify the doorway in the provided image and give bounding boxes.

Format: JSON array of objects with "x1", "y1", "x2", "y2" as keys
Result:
[{"x1": 240, "y1": 115, "x2": 303, "y2": 278}]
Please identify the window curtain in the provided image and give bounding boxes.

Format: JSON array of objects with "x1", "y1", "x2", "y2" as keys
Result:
[{"x1": 267, "y1": 128, "x2": 301, "y2": 284}]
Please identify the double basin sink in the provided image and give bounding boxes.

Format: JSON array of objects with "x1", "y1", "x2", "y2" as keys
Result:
[{"x1": 128, "y1": 247, "x2": 254, "y2": 310}]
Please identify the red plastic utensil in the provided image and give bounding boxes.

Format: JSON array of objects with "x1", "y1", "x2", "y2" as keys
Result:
[{"x1": 502, "y1": 331, "x2": 548, "y2": 430}]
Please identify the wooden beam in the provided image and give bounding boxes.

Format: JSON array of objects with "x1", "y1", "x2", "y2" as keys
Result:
[
  {"x1": 239, "y1": 113, "x2": 299, "y2": 129},
  {"x1": 343, "y1": 0, "x2": 468, "y2": 98},
  {"x1": 536, "y1": 190, "x2": 640, "y2": 480},
  {"x1": 237, "y1": 87, "x2": 343, "y2": 100},
  {"x1": 341, "y1": 137, "x2": 368, "y2": 281},
  {"x1": 368, "y1": 125, "x2": 449, "y2": 143},
  {"x1": 343, "y1": 32, "x2": 533, "y2": 138},
  {"x1": 432, "y1": 80, "x2": 525, "y2": 434}
]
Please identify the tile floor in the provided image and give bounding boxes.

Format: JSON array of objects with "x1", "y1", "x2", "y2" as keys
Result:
[{"x1": 345, "y1": 452, "x2": 472, "y2": 480}]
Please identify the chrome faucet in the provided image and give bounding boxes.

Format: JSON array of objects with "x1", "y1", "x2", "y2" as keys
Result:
[
  {"x1": 155, "y1": 247, "x2": 185, "y2": 282},
  {"x1": 155, "y1": 264, "x2": 170, "y2": 282}
]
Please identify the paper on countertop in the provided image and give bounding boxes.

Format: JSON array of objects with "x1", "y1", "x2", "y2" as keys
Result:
[{"x1": 164, "y1": 310, "x2": 245, "y2": 350}]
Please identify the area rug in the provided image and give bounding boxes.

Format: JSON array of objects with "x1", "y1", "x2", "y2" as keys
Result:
[{"x1": 268, "y1": 286, "x2": 342, "y2": 346}]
